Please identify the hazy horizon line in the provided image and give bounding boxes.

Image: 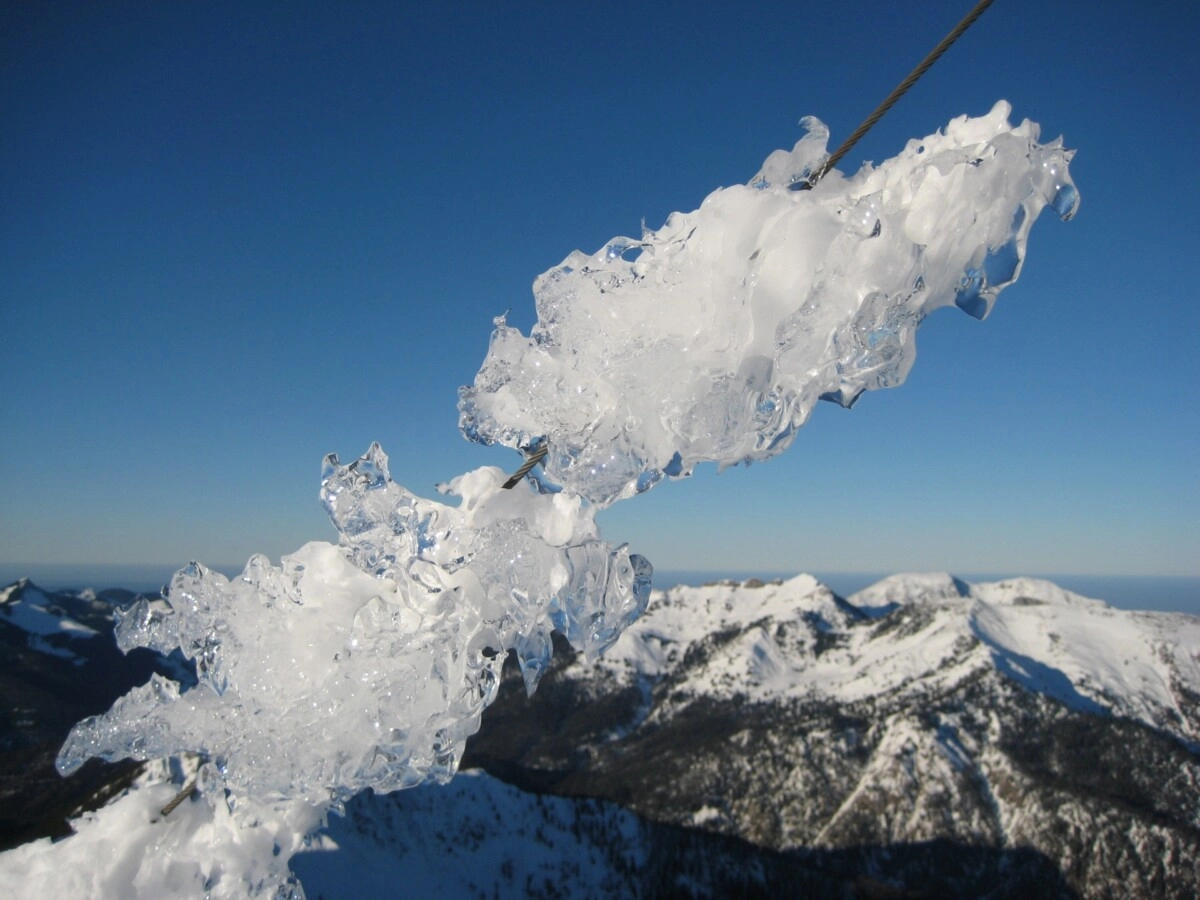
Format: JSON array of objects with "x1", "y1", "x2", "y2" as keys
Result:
[
  {"x1": 4, "y1": 562, "x2": 1198, "y2": 579},
  {"x1": 3, "y1": 563, "x2": 1197, "y2": 615}
]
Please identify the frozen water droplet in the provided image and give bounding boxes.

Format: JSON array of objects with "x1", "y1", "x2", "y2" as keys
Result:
[
  {"x1": 515, "y1": 629, "x2": 552, "y2": 696},
  {"x1": 1052, "y1": 182, "x2": 1079, "y2": 220},
  {"x1": 845, "y1": 194, "x2": 883, "y2": 238}
]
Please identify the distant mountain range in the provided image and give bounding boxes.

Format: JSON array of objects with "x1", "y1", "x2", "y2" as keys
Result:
[
  {"x1": 2, "y1": 574, "x2": 1198, "y2": 897},
  {"x1": 0, "y1": 579, "x2": 194, "y2": 850}
]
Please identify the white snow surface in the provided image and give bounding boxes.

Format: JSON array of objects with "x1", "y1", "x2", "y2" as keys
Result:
[
  {"x1": 0, "y1": 580, "x2": 99, "y2": 638},
  {"x1": 290, "y1": 768, "x2": 647, "y2": 898},
  {"x1": 0, "y1": 761, "x2": 320, "y2": 900},
  {"x1": 46, "y1": 105, "x2": 1078, "y2": 897},
  {"x1": 0, "y1": 764, "x2": 651, "y2": 900},
  {"x1": 968, "y1": 577, "x2": 1200, "y2": 728},
  {"x1": 587, "y1": 573, "x2": 1200, "y2": 744},
  {"x1": 1, "y1": 579, "x2": 99, "y2": 660}
]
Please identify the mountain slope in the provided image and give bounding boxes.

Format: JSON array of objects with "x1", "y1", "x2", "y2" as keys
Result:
[
  {"x1": 463, "y1": 573, "x2": 1200, "y2": 898},
  {"x1": 0, "y1": 579, "x2": 193, "y2": 850}
]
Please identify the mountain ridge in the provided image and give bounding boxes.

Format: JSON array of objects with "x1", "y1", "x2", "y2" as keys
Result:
[
  {"x1": 462, "y1": 571, "x2": 1200, "y2": 897},
  {"x1": 0, "y1": 578, "x2": 195, "y2": 851},
  {"x1": 567, "y1": 571, "x2": 1200, "y2": 745}
]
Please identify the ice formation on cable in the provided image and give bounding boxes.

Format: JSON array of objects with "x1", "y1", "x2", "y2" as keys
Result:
[
  {"x1": 57, "y1": 101, "x2": 1075, "y2": 860},
  {"x1": 461, "y1": 100, "x2": 1078, "y2": 505},
  {"x1": 58, "y1": 445, "x2": 650, "y2": 806}
]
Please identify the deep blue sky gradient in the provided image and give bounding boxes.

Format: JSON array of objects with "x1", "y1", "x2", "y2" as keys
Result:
[{"x1": 3, "y1": 0, "x2": 1198, "y2": 577}]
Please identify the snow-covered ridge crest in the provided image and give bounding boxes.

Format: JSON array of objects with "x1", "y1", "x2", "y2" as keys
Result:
[
  {"x1": 847, "y1": 571, "x2": 972, "y2": 615},
  {"x1": 589, "y1": 573, "x2": 1200, "y2": 746},
  {"x1": 1, "y1": 577, "x2": 102, "y2": 662},
  {"x1": 0, "y1": 578, "x2": 100, "y2": 638}
]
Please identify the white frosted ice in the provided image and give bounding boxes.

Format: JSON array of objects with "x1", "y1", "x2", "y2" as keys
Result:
[
  {"x1": 51, "y1": 102, "x2": 1075, "y2": 895},
  {"x1": 461, "y1": 101, "x2": 1077, "y2": 504},
  {"x1": 59, "y1": 445, "x2": 650, "y2": 808}
]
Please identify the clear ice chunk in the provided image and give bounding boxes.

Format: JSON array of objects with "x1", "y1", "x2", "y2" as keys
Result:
[
  {"x1": 58, "y1": 444, "x2": 650, "y2": 808},
  {"x1": 460, "y1": 100, "x2": 1078, "y2": 505},
  {"x1": 56, "y1": 102, "x2": 1075, "y2": 870}
]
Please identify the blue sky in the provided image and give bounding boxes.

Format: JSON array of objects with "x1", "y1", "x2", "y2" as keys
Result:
[{"x1": 2, "y1": 0, "x2": 1198, "y2": 581}]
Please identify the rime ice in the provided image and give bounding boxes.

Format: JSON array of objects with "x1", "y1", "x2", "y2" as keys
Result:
[
  {"x1": 59, "y1": 445, "x2": 650, "y2": 807},
  {"x1": 461, "y1": 101, "x2": 1078, "y2": 504},
  {"x1": 56, "y1": 101, "x2": 1074, "y2": 895}
]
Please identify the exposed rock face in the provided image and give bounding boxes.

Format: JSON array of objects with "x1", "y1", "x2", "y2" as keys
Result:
[{"x1": 464, "y1": 574, "x2": 1200, "y2": 898}]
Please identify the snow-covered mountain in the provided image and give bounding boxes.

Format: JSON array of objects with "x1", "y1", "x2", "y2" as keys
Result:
[
  {"x1": 577, "y1": 572, "x2": 1200, "y2": 742},
  {"x1": 464, "y1": 573, "x2": 1200, "y2": 898},
  {"x1": 1, "y1": 578, "x2": 106, "y2": 662},
  {"x1": 2, "y1": 574, "x2": 1198, "y2": 897},
  {"x1": 0, "y1": 579, "x2": 193, "y2": 850}
]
